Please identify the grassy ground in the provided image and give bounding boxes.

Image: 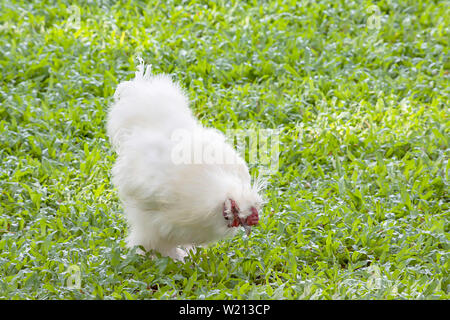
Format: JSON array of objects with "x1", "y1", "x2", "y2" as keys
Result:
[{"x1": 0, "y1": 0, "x2": 448, "y2": 299}]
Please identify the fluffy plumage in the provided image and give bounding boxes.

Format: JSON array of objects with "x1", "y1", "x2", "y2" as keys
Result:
[{"x1": 107, "y1": 63, "x2": 263, "y2": 260}]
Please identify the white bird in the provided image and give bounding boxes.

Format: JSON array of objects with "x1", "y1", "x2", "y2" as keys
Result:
[{"x1": 107, "y1": 62, "x2": 263, "y2": 260}]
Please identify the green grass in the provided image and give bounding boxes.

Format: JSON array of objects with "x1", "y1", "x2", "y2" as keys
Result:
[{"x1": 0, "y1": 0, "x2": 448, "y2": 299}]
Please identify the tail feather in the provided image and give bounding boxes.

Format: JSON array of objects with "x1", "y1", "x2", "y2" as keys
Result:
[{"x1": 107, "y1": 61, "x2": 196, "y2": 150}]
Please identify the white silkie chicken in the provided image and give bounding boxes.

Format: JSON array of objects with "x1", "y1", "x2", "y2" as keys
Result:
[{"x1": 107, "y1": 62, "x2": 263, "y2": 260}]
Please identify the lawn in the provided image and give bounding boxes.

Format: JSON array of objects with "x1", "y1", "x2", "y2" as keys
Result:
[{"x1": 0, "y1": 0, "x2": 448, "y2": 299}]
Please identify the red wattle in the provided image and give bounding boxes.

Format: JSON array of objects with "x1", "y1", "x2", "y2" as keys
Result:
[{"x1": 245, "y1": 207, "x2": 259, "y2": 226}]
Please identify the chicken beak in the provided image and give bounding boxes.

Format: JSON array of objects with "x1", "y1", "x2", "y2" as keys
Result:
[
  {"x1": 243, "y1": 223, "x2": 252, "y2": 236},
  {"x1": 242, "y1": 206, "x2": 259, "y2": 235}
]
